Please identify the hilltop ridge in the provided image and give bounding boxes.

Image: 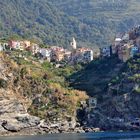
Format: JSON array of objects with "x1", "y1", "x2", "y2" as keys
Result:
[{"x1": 1, "y1": 0, "x2": 140, "y2": 48}]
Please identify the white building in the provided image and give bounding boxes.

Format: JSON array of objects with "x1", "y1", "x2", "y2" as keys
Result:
[
  {"x1": 88, "y1": 98, "x2": 97, "y2": 109},
  {"x1": 0, "y1": 43, "x2": 3, "y2": 51},
  {"x1": 101, "y1": 47, "x2": 111, "y2": 57},
  {"x1": 83, "y1": 50, "x2": 94, "y2": 62},
  {"x1": 71, "y1": 38, "x2": 77, "y2": 50},
  {"x1": 122, "y1": 33, "x2": 129, "y2": 41},
  {"x1": 40, "y1": 48, "x2": 51, "y2": 61},
  {"x1": 86, "y1": 97, "x2": 97, "y2": 115},
  {"x1": 31, "y1": 44, "x2": 40, "y2": 55}
]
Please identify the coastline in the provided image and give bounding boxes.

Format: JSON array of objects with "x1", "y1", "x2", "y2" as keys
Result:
[{"x1": 0, "y1": 125, "x2": 100, "y2": 137}]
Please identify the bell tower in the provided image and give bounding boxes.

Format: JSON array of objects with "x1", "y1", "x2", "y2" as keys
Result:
[{"x1": 71, "y1": 37, "x2": 77, "y2": 50}]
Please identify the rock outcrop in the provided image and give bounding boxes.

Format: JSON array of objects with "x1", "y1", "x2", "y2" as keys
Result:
[
  {"x1": 0, "y1": 54, "x2": 41, "y2": 135},
  {"x1": 0, "y1": 53, "x2": 91, "y2": 136}
]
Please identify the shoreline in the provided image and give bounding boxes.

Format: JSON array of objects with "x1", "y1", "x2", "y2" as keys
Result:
[
  {"x1": 1, "y1": 126, "x2": 140, "y2": 137},
  {"x1": 0, "y1": 127, "x2": 100, "y2": 137}
]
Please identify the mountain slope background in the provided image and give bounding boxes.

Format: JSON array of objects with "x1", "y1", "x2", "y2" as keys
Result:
[{"x1": 1, "y1": 0, "x2": 140, "y2": 48}]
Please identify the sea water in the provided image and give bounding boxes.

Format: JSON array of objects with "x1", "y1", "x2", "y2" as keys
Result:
[{"x1": 1, "y1": 132, "x2": 140, "y2": 140}]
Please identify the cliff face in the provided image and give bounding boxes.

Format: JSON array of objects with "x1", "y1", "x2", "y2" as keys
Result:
[
  {"x1": 0, "y1": 53, "x2": 42, "y2": 135},
  {"x1": 80, "y1": 55, "x2": 140, "y2": 131},
  {"x1": 0, "y1": 52, "x2": 89, "y2": 135},
  {"x1": 70, "y1": 56, "x2": 122, "y2": 96}
]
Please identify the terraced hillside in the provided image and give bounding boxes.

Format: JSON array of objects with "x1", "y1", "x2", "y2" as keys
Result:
[
  {"x1": 1, "y1": 0, "x2": 140, "y2": 48},
  {"x1": 50, "y1": 0, "x2": 140, "y2": 47}
]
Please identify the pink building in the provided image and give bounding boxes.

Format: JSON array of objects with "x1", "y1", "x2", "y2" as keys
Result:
[
  {"x1": 8, "y1": 40, "x2": 31, "y2": 50},
  {"x1": 9, "y1": 40, "x2": 21, "y2": 50}
]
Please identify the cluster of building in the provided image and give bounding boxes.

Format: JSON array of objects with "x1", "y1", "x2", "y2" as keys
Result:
[
  {"x1": 101, "y1": 25, "x2": 140, "y2": 62},
  {"x1": 2, "y1": 26, "x2": 140, "y2": 64},
  {"x1": 0, "y1": 38, "x2": 94, "y2": 64}
]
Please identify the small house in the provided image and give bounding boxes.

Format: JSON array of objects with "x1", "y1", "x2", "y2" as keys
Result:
[
  {"x1": 101, "y1": 47, "x2": 111, "y2": 57},
  {"x1": 40, "y1": 48, "x2": 51, "y2": 61},
  {"x1": 9, "y1": 40, "x2": 21, "y2": 50},
  {"x1": 130, "y1": 45, "x2": 139, "y2": 57},
  {"x1": 83, "y1": 50, "x2": 94, "y2": 62},
  {"x1": 64, "y1": 50, "x2": 72, "y2": 61},
  {"x1": 86, "y1": 97, "x2": 97, "y2": 112},
  {"x1": 0, "y1": 43, "x2": 3, "y2": 51},
  {"x1": 31, "y1": 44, "x2": 40, "y2": 55}
]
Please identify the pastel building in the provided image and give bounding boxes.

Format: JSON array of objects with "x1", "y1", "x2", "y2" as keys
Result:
[
  {"x1": 9, "y1": 40, "x2": 22, "y2": 50},
  {"x1": 50, "y1": 46, "x2": 65, "y2": 62},
  {"x1": 31, "y1": 43, "x2": 40, "y2": 55},
  {"x1": 112, "y1": 38, "x2": 122, "y2": 54},
  {"x1": 83, "y1": 50, "x2": 94, "y2": 62},
  {"x1": 71, "y1": 48, "x2": 93, "y2": 63},
  {"x1": 135, "y1": 37, "x2": 140, "y2": 48},
  {"x1": 118, "y1": 44, "x2": 131, "y2": 62},
  {"x1": 24, "y1": 41, "x2": 31, "y2": 48},
  {"x1": 101, "y1": 47, "x2": 111, "y2": 57},
  {"x1": 8, "y1": 40, "x2": 31, "y2": 51},
  {"x1": 64, "y1": 50, "x2": 72, "y2": 61},
  {"x1": 130, "y1": 45, "x2": 139, "y2": 57},
  {"x1": 122, "y1": 33, "x2": 129, "y2": 41},
  {"x1": 40, "y1": 48, "x2": 51, "y2": 61}
]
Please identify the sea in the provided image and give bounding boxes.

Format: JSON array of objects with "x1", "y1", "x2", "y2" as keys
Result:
[{"x1": 1, "y1": 132, "x2": 140, "y2": 140}]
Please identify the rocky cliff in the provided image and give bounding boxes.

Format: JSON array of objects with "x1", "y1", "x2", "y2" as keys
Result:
[
  {"x1": 0, "y1": 53, "x2": 41, "y2": 135},
  {"x1": 0, "y1": 52, "x2": 89, "y2": 136},
  {"x1": 75, "y1": 55, "x2": 140, "y2": 131}
]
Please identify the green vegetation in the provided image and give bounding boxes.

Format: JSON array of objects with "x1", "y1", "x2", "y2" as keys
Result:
[
  {"x1": 1, "y1": 0, "x2": 140, "y2": 48},
  {"x1": 70, "y1": 54, "x2": 140, "y2": 98},
  {"x1": 70, "y1": 56, "x2": 122, "y2": 96},
  {"x1": 6, "y1": 50, "x2": 88, "y2": 119},
  {"x1": 108, "y1": 55, "x2": 140, "y2": 95}
]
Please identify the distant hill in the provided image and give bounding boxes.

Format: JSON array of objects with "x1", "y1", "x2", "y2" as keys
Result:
[{"x1": 1, "y1": 0, "x2": 140, "y2": 48}]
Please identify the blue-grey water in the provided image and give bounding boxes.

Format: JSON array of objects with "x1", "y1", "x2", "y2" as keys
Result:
[{"x1": 1, "y1": 132, "x2": 140, "y2": 140}]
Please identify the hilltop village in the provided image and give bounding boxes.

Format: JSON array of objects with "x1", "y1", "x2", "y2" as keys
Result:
[
  {"x1": 0, "y1": 26, "x2": 140, "y2": 66},
  {"x1": 0, "y1": 38, "x2": 94, "y2": 65},
  {"x1": 103, "y1": 25, "x2": 140, "y2": 62}
]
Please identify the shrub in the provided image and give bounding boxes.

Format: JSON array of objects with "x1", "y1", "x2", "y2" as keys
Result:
[{"x1": 0, "y1": 78, "x2": 7, "y2": 88}]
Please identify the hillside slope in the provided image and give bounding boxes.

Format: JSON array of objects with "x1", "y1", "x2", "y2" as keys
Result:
[
  {"x1": 1, "y1": 0, "x2": 140, "y2": 48},
  {"x1": 0, "y1": 52, "x2": 88, "y2": 135},
  {"x1": 85, "y1": 55, "x2": 140, "y2": 130},
  {"x1": 0, "y1": 0, "x2": 78, "y2": 47},
  {"x1": 70, "y1": 56, "x2": 123, "y2": 96},
  {"x1": 50, "y1": 0, "x2": 140, "y2": 47}
]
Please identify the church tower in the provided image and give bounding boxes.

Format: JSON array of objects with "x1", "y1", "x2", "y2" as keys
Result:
[{"x1": 71, "y1": 37, "x2": 77, "y2": 50}]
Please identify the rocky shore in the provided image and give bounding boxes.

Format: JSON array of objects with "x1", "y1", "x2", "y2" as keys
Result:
[
  {"x1": 0, "y1": 114, "x2": 100, "y2": 136},
  {"x1": 0, "y1": 53, "x2": 97, "y2": 136},
  {"x1": 0, "y1": 87, "x2": 98, "y2": 136}
]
